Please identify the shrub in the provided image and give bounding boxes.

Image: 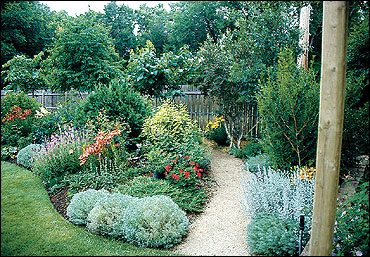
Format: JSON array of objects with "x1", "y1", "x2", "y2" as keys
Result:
[
  {"x1": 115, "y1": 176, "x2": 207, "y2": 212},
  {"x1": 77, "y1": 78, "x2": 152, "y2": 145},
  {"x1": 244, "y1": 153, "x2": 272, "y2": 173},
  {"x1": 240, "y1": 166, "x2": 315, "y2": 255},
  {"x1": 1, "y1": 91, "x2": 41, "y2": 148},
  {"x1": 332, "y1": 181, "x2": 369, "y2": 256},
  {"x1": 32, "y1": 124, "x2": 92, "y2": 190},
  {"x1": 257, "y1": 47, "x2": 319, "y2": 170},
  {"x1": 229, "y1": 140, "x2": 263, "y2": 159},
  {"x1": 86, "y1": 193, "x2": 136, "y2": 237},
  {"x1": 66, "y1": 189, "x2": 109, "y2": 225},
  {"x1": 16, "y1": 143, "x2": 44, "y2": 168},
  {"x1": 246, "y1": 213, "x2": 298, "y2": 256},
  {"x1": 142, "y1": 133, "x2": 211, "y2": 177},
  {"x1": 120, "y1": 195, "x2": 189, "y2": 248},
  {"x1": 140, "y1": 99, "x2": 202, "y2": 146}
]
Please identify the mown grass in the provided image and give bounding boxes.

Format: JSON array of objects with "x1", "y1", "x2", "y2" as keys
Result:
[{"x1": 1, "y1": 161, "x2": 181, "y2": 256}]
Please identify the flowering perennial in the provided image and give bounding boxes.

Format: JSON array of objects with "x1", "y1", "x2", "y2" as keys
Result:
[
  {"x1": 79, "y1": 128, "x2": 122, "y2": 165},
  {"x1": 2, "y1": 106, "x2": 32, "y2": 122},
  {"x1": 163, "y1": 156, "x2": 204, "y2": 187}
]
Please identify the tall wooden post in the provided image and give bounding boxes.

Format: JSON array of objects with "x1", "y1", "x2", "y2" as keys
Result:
[
  {"x1": 297, "y1": 3, "x2": 311, "y2": 70},
  {"x1": 309, "y1": 1, "x2": 349, "y2": 256}
]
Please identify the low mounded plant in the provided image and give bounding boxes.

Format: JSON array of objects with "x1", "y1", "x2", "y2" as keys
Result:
[
  {"x1": 120, "y1": 195, "x2": 189, "y2": 248},
  {"x1": 16, "y1": 143, "x2": 44, "y2": 168},
  {"x1": 66, "y1": 189, "x2": 109, "y2": 225},
  {"x1": 246, "y1": 213, "x2": 298, "y2": 256},
  {"x1": 244, "y1": 153, "x2": 271, "y2": 173},
  {"x1": 87, "y1": 193, "x2": 136, "y2": 237}
]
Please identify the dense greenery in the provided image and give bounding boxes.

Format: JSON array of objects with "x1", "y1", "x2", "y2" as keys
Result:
[{"x1": 257, "y1": 47, "x2": 320, "y2": 170}]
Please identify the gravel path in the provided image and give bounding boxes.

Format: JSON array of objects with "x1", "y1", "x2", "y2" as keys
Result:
[{"x1": 172, "y1": 149, "x2": 250, "y2": 256}]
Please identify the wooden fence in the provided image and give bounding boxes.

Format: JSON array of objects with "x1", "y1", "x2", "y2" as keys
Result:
[{"x1": 1, "y1": 86, "x2": 260, "y2": 138}]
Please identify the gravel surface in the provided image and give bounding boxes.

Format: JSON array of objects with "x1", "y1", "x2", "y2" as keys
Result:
[{"x1": 172, "y1": 149, "x2": 250, "y2": 256}]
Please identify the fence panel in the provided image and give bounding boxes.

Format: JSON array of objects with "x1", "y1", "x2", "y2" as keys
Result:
[{"x1": 1, "y1": 87, "x2": 260, "y2": 137}]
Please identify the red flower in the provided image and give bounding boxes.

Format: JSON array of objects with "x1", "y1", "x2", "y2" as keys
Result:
[
  {"x1": 185, "y1": 156, "x2": 190, "y2": 159},
  {"x1": 165, "y1": 164, "x2": 171, "y2": 171},
  {"x1": 164, "y1": 172, "x2": 168, "y2": 175},
  {"x1": 171, "y1": 160, "x2": 176, "y2": 163},
  {"x1": 199, "y1": 168, "x2": 204, "y2": 172},
  {"x1": 193, "y1": 166, "x2": 198, "y2": 171},
  {"x1": 196, "y1": 173, "x2": 202, "y2": 177},
  {"x1": 179, "y1": 169, "x2": 184, "y2": 173},
  {"x1": 189, "y1": 161, "x2": 195, "y2": 165},
  {"x1": 196, "y1": 163, "x2": 199, "y2": 167},
  {"x1": 176, "y1": 157, "x2": 179, "y2": 160},
  {"x1": 184, "y1": 172, "x2": 190, "y2": 178}
]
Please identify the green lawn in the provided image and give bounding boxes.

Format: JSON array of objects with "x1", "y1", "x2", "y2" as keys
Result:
[{"x1": 1, "y1": 161, "x2": 181, "y2": 256}]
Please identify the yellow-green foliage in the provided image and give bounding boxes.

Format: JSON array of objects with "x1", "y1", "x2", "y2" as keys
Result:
[{"x1": 141, "y1": 100, "x2": 201, "y2": 145}]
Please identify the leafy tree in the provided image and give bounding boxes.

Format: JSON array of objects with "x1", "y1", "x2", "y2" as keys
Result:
[
  {"x1": 166, "y1": 1, "x2": 231, "y2": 52},
  {"x1": 135, "y1": 3, "x2": 169, "y2": 55},
  {"x1": 100, "y1": 1, "x2": 137, "y2": 60},
  {"x1": 1, "y1": 51, "x2": 46, "y2": 94},
  {"x1": 125, "y1": 40, "x2": 196, "y2": 99},
  {"x1": 257, "y1": 47, "x2": 320, "y2": 170},
  {"x1": 194, "y1": 1, "x2": 300, "y2": 148},
  {"x1": 41, "y1": 10, "x2": 124, "y2": 92},
  {"x1": 1, "y1": 1, "x2": 53, "y2": 66}
]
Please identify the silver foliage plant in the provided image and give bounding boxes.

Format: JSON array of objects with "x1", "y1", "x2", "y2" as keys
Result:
[{"x1": 240, "y1": 166, "x2": 315, "y2": 232}]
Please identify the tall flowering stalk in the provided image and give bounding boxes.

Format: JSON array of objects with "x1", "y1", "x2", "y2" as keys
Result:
[
  {"x1": 32, "y1": 124, "x2": 91, "y2": 189},
  {"x1": 79, "y1": 128, "x2": 122, "y2": 166}
]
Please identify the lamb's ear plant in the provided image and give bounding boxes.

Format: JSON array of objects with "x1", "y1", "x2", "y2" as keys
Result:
[
  {"x1": 240, "y1": 166, "x2": 315, "y2": 256},
  {"x1": 16, "y1": 143, "x2": 44, "y2": 168}
]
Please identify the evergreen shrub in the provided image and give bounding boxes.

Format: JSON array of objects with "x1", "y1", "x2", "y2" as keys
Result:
[
  {"x1": 120, "y1": 195, "x2": 189, "y2": 248},
  {"x1": 66, "y1": 189, "x2": 109, "y2": 225}
]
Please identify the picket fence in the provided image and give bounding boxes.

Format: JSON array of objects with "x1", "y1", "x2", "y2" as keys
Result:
[{"x1": 1, "y1": 86, "x2": 260, "y2": 137}]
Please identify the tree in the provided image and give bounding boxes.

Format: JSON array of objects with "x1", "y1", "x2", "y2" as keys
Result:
[
  {"x1": 135, "y1": 3, "x2": 169, "y2": 55},
  {"x1": 166, "y1": 1, "x2": 231, "y2": 52},
  {"x1": 1, "y1": 51, "x2": 46, "y2": 94},
  {"x1": 194, "y1": 2, "x2": 300, "y2": 148},
  {"x1": 100, "y1": 1, "x2": 137, "y2": 60},
  {"x1": 125, "y1": 40, "x2": 195, "y2": 99},
  {"x1": 41, "y1": 10, "x2": 124, "y2": 92}
]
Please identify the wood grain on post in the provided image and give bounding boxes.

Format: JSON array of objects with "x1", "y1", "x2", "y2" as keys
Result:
[{"x1": 309, "y1": 1, "x2": 349, "y2": 256}]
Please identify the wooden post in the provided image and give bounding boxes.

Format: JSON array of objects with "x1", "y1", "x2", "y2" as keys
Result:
[
  {"x1": 309, "y1": 1, "x2": 349, "y2": 256},
  {"x1": 297, "y1": 3, "x2": 311, "y2": 70}
]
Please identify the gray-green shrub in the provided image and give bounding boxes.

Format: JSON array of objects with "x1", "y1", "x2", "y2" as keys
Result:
[
  {"x1": 244, "y1": 153, "x2": 271, "y2": 173},
  {"x1": 66, "y1": 189, "x2": 109, "y2": 225},
  {"x1": 240, "y1": 167, "x2": 315, "y2": 255},
  {"x1": 246, "y1": 213, "x2": 298, "y2": 256},
  {"x1": 16, "y1": 143, "x2": 44, "y2": 168},
  {"x1": 86, "y1": 193, "x2": 136, "y2": 237},
  {"x1": 120, "y1": 195, "x2": 189, "y2": 248}
]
